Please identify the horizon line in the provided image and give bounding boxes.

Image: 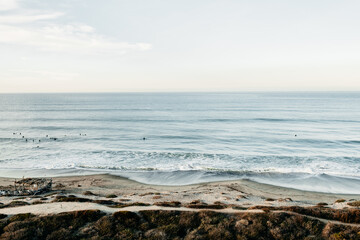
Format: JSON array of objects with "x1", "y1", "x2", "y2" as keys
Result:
[{"x1": 1, "y1": 90, "x2": 360, "y2": 94}]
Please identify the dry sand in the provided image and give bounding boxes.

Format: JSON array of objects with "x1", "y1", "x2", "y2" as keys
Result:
[{"x1": 0, "y1": 174, "x2": 359, "y2": 216}]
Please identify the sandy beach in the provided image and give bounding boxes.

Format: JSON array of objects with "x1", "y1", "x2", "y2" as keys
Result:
[{"x1": 0, "y1": 174, "x2": 359, "y2": 215}]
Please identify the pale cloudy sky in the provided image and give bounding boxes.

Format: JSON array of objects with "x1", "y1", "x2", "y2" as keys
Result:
[{"x1": 0, "y1": 0, "x2": 359, "y2": 93}]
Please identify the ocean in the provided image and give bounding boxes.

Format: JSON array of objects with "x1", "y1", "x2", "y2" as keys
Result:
[{"x1": 0, "y1": 92, "x2": 359, "y2": 194}]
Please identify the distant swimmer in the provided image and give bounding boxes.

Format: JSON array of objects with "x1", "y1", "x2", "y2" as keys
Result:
[
  {"x1": 143, "y1": 137, "x2": 146, "y2": 140},
  {"x1": 46, "y1": 135, "x2": 48, "y2": 137},
  {"x1": 19, "y1": 133, "x2": 21, "y2": 135},
  {"x1": 25, "y1": 139, "x2": 28, "y2": 142},
  {"x1": 22, "y1": 136, "x2": 24, "y2": 138},
  {"x1": 13, "y1": 133, "x2": 15, "y2": 135},
  {"x1": 39, "y1": 140, "x2": 41, "y2": 142},
  {"x1": 294, "y1": 134, "x2": 297, "y2": 137},
  {"x1": 32, "y1": 139, "x2": 35, "y2": 142}
]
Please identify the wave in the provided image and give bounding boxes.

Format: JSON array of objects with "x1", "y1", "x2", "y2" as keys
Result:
[
  {"x1": 342, "y1": 140, "x2": 360, "y2": 144},
  {"x1": 68, "y1": 161, "x2": 360, "y2": 194},
  {"x1": 2, "y1": 116, "x2": 360, "y2": 124},
  {"x1": 2, "y1": 137, "x2": 359, "y2": 149},
  {"x1": 112, "y1": 170, "x2": 360, "y2": 194},
  {"x1": 77, "y1": 165, "x2": 159, "y2": 171},
  {"x1": 2, "y1": 148, "x2": 359, "y2": 174},
  {"x1": 82, "y1": 150, "x2": 360, "y2": 164},
  {"x1": 254, "y1": 118, "x2": 299, "y2": 122}
]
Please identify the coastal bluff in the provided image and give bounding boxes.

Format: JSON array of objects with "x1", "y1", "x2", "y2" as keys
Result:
[{"x1": 0, "y1": 209, "x2": 359, "y2": 239}]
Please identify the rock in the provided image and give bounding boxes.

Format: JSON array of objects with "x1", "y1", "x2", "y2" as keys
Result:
[{"x1": 0, "y1": 178, "x2": 52, "y2": 196}]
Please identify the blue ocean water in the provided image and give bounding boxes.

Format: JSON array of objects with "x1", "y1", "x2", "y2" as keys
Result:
[{"x1": 0, "y1": 92, "x2": 359, "y2": 193}]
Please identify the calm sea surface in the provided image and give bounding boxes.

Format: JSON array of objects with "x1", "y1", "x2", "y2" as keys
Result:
[{"x1": 0, "y1": 92, "x2": 359, "y2": 193}]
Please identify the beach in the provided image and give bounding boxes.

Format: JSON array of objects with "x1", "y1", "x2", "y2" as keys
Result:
[
  {"x1": 1, "y1": 174, "x2": 359, "y2": 213},
  {"x1": 0, "y1": 174, "x2": 360, "y2": 239}
]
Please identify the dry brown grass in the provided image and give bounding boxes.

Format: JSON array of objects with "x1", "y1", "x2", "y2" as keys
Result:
[
  {"x1": 265, "y1": 198, "x2": 275, "y2": 201},
  {"x1": 348, "y1": 201, "x2": 360, "y2": 207},
  {"x1": 317, "y1": 202, "x2": 329, "y2": 207},
  {"x1": 109, "y1": 202, "x2": 151, "y2": 208},
  {"x1": 83, "y1": 191, "x2": 97, "y2": 196},
  {"x1": 154, "y1": 201, "x2": 182, "y2": 207},
  {"x1": 0, "y1": 201, "x2": 30, "y2": 209},
  {"x1": 105, "y1": 194, "x2": 117, "y2": 198},
  {"x1": 1, "y1": 205, "x2": 360, "y2": 239}
]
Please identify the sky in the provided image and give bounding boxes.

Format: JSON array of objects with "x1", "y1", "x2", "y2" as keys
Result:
[{"x1": 0, "y1": 0, "x2": 360, "y2": 93}]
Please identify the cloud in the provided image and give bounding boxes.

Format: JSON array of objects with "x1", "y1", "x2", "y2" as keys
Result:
[
  {"x1": 9, "y1": 69, "x2": 80, "y2": 81},
  {"x1": 0, "y1": 0, "x2": 18, "y2": 11},
  {"x1": 0, "y1": 12, "x2": 64, "y2": 24},
  {"x1": 0, "y1": 1, "x2": 151, "y2": 55},
  {"x1": 0, "y1": 23, "x2": 151, "y2": 54}
]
